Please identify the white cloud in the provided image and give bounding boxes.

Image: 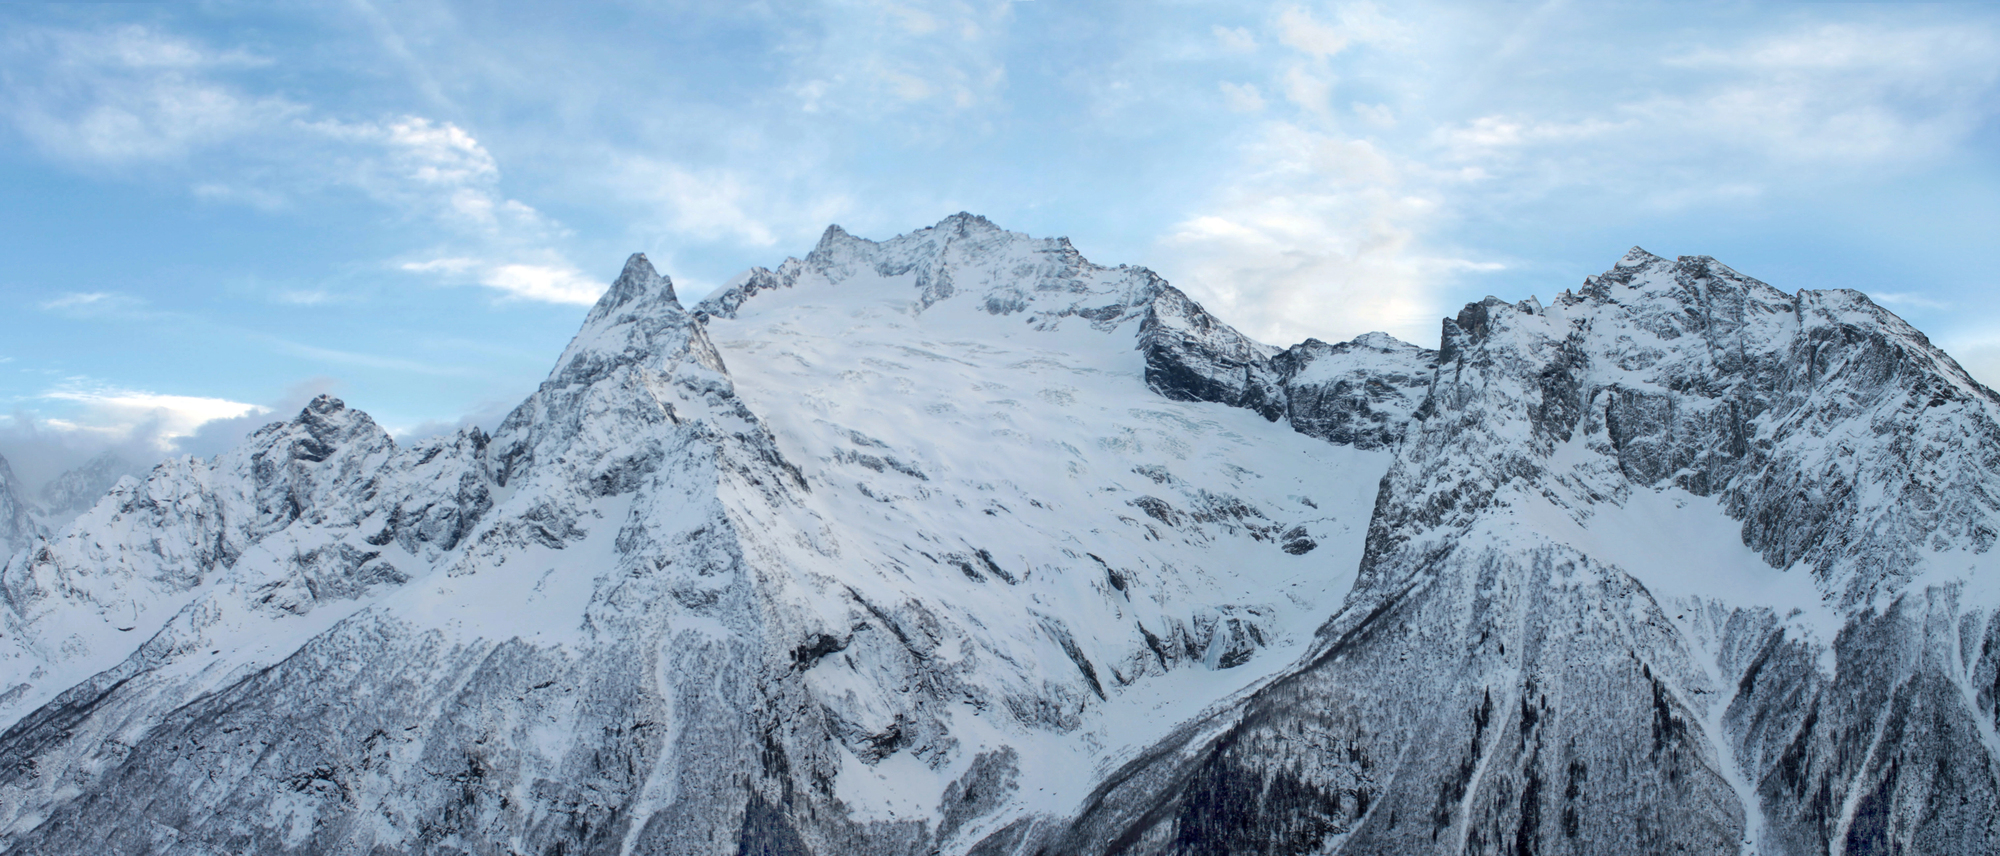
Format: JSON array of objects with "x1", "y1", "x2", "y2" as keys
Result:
[
  {"x1": 37, "y1": 291, "x2": 149, "y2": 317},
  {"x1": 784, "y1": 0, "x2": 1014, "y2": 118},
  {"x1": 39, "y1": 385, "x2": 264, "y2": 449},
  {"x1": 1214, "y1": 26, "x2": 1259, "y2": 53},
  {"x1": 1274, "y1": 3, "x2": 1402, "y2": 59},
  {"x1": 886, "y1": 4, "x2": 942, "y2": 36},
  {"x1": 1433, "y1": 114, "x2": 1626, "y2": 160},
  {"x1": 384, "y1": 117, "x2": 498, "y2": 185},
  {"x1": 1281, "y1": 64, "x2": 1336, "y2": 117},
  {"x1": 400, "y1": 256, "x2": 606, "y2": 306},
  {"x1": 400, "y1": 257, "x2": 480, "y2": 275},
  {"x1": 479, "y1": 264, "x2": 605, "y2": 305},
  {"x1": 1873, "y1": 291, "x2": 1951, "y2": 311},
  {"x1": 1496, "y1": 22, "x2": 1996, "y2": 172},
  {"x1": 308, "y1": 115, "x2": 559, "y2": 239},
  {"x1": 192, "y1": 182, "x2": 288, "y2": 210},
  {"x1": 1155, "y1": 7, "x2": 2000, "y2": 357},
  {"x1": 627, "y1": 160, "x2": 777, "y2": 245},
  {"x1": 272, "y1": 289, "x2": 337, "y2": 306},
  {"x1": 1352, "y1": 101, "x2": 1395, "y2": 128},
  {"x1": 260, "y1": 337, "x2": 476, "y2": 376},
  {"x1": 1277, "y1": 7, "x2": 1351, "y2": 57},
  {"x1": 39, "y1": 292, "x2": 114, "y2": 311},
  {"x1": 1220, "y1": 82, "x2": 1267, "y2": 113},
  {"x1": 1156, "y1": 121, "x2": 1489, "y2": 348},
  {"x1": 6, "y1": 24, "x2": 591, "y2": 303},
  {"x1": 1668, "y1": 22, "x2": 1992, "y2": 75},
  {"x1": 613, "y1": 155, "x2": 853, "y2": 250},
  {"x1": 5, "y1": 25, "x2": 298, "y2": 164}
]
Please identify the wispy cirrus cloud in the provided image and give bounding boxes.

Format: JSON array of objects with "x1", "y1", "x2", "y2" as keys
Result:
[
  {"x1": 4, "y1": 23, "x2": 595, "y2": 307},
  {"x1": 36, "y1": 291, "x2": 153, "y2": 320},
  {"x1": 3, "y1": 25, "x2": 295, "y2": 165},
  {"x1": 258, "y1": 336, "x2": 476, "y2": 376},
  {"x1": 1873, "y1": 291, "x2": 1952, "y2": 312}
]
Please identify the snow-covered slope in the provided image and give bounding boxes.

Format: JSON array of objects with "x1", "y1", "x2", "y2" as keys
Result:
[
  {"x1": 0, "y1": 218, "x2": 1995, "y2": 856},
  {"x1": 34, "y1": 450, "x2": 145, "y2": 531},
  {"x1": 689, "y1": 217, "x2": 1400, "y2": 832}
]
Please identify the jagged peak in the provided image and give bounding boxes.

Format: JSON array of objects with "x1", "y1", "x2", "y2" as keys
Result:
[
  {"x1": 936, "y1": 210, "x2": 1002, "y2": 234},
  {"x1": 726, "y1": 214, "x2": 1127, "y2": 323},
  {"x1": 1617, "y1": 246, "x2": 1664, "y2": 268},
  {"x1": 302, "y1": 393, "x2": 347, "y2": 417},
  {"x1": 811, "y1": 223, "x2": 860, "y2": 257},
  {"x1": 237, "y1": 394, "x2": 389, "y2": 455},
  {"x1": 584, "y1": 253, "x2": 679, "y2": 326},
  {"x1": 807, "y1": 212, "x2": 1019, "y2": 262}
]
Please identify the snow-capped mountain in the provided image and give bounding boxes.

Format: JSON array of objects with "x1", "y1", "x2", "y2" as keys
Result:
[
  {"x1": 1033, "y1": 249, "x2": 2000, "y2": 855},
  {"x1": 0, "y1": 215, "x2": 1995, "y2": 855},
  {"x1": 35, "y1": 451, "x2": 145, "y2": 530}
]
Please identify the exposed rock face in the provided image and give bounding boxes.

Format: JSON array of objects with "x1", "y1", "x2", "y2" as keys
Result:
[
  {"x1": 0, "y1": 456, "x2": 35, "y2": 566},
  {"x1": 0, "y1": 221, "x2": 1995, "y2": 856},
  {"x1": 1141, "y1": 295, "x2": 1437, "y2": 451},
  {"x1": 1273, "y1": 332, "x2": 1438, "y2": 450}
]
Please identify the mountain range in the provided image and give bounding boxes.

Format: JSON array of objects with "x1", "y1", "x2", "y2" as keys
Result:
[{"x1": 0, "y1": 213, "x2": 1995, "y2": 855}]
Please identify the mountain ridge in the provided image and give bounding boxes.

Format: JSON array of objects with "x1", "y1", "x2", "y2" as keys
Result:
[{"x1": 0, "y1": 214, "x2": 1994, "y2": 855}]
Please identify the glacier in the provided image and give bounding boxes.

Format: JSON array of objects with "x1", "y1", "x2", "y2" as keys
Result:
[{"x1": 0, "y1": 214, "x2": 1995, "y2": 855}]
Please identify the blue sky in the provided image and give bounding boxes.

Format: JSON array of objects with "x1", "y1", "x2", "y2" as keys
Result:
[{"x1": 2, "y1": 0, "x2": 1997, "y2": 489}]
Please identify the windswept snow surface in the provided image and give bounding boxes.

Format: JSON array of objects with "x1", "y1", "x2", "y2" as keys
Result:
[{"x1": 700, "y1": 227, "x2": 1392, "y2": 824}]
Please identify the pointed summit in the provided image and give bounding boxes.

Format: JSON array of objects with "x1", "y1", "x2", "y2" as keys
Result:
[
  {"x1": 1617, "y1": 246, "x2": 1664, "y2": 268},
  {"x1": 809, "y1": 223, "x2": 862, "y2": 260},
  {"x1": 585, "y1": 253, "x2": 678, "y2": 325}
]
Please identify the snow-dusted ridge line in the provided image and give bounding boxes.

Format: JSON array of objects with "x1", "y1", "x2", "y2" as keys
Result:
[
  {"x1": 0, "y1": 215, "x2": 1996, "y2": 855},
  {"x1": 698, "y1": 212, "x2": 1439, "y2": 453}
]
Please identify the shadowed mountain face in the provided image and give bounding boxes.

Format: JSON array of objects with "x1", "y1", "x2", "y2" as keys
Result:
[
  {"x1": 35, "y1": 451, "x2": 145, "y2": 531},
  {"x1": 0, "y1": 457, "x2": 35, "y2": 565},
  {"x1": 0, "y1": 217, "x2": 1995, "y2": 856}
]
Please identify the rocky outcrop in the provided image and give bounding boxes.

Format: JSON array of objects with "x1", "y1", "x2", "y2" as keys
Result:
[{"x1": 1140, "y1": 290, "x2": 1436, "y2": 451}]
